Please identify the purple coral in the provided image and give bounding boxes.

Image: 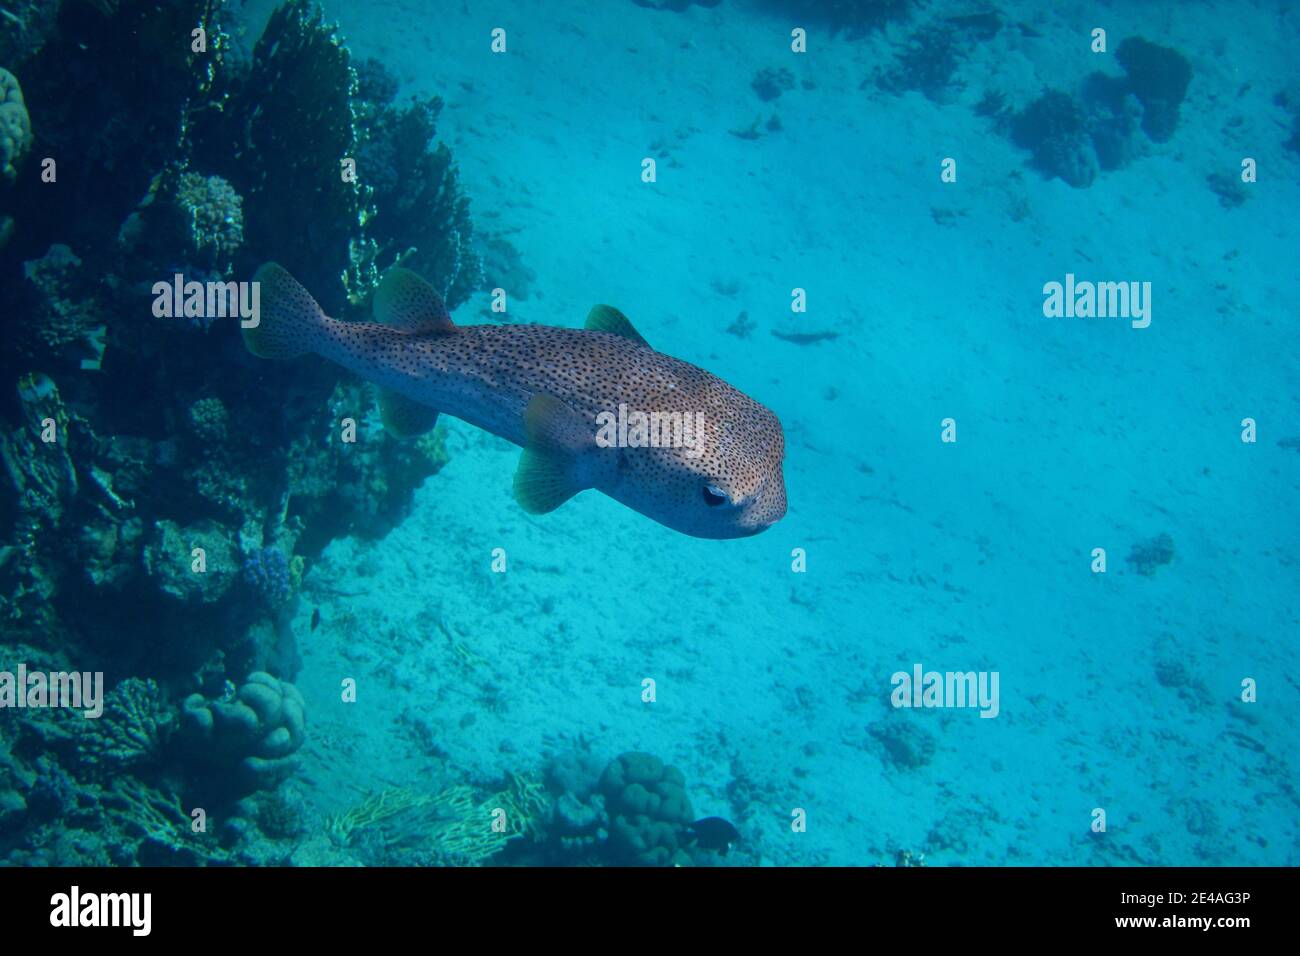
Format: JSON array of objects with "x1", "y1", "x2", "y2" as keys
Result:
[{"x1": 242, "y1": 547, "x2": 292, "y2": 606}]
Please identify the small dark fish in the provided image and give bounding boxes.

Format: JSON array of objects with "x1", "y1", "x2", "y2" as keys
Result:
[
  {"x1": 310, "y1": 607, "x2": 320, "y2": 632},
  {"x1": 771, "y1": 328, "x2": 840, "y2": 345},
  {"x1": 685, "y1": 816, "x2": 740, "y2": 856}
]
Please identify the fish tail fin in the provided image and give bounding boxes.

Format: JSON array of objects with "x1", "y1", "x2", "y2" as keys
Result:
[{"x1": 243, "y1": 263, "x2": 328, "y2": 360}]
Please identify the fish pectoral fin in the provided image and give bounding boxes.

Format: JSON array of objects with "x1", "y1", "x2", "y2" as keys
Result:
[
  {"x1": 512, "y1": 394, "x2": 593, "y2": 514},
  {"x1": 513, "y1": 447, "x2": 584, "y2": 514},
  {"x1": 377, "y1": 388, "x2": 439, "y2": 440},
  {"x1": 585, "y1": 305, "x2": 650, "y2": 349},
  {"x1": 374, "y1": 267, "x2": 456, "y2": 334}
]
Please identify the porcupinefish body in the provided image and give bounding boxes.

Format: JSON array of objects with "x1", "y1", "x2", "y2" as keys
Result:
[{"x1": 244, "y1": 263, "x2": 787, "y2": 539}]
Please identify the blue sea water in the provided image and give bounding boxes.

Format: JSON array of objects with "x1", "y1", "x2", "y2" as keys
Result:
[{"x1": 0, "y1": 0, "x2": 1297, "y2": 868}]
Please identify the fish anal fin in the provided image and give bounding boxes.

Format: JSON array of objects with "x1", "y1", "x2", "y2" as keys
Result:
[
  {"x1": 585, "y1": 305, "x2": 649, "y2": 349},
  {"x1": 378, "y1": 388, "x2": 439, "y2": 440},
  {"x1": 374, "y1": 267, "x2": 455, "y2": 335}
]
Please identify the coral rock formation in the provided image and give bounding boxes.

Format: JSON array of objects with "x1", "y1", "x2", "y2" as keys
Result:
[
  {"x1": 1116, "y1": 37, "x2": 1193, "y2": 143},
  {"x1": 0, "y1": 67, "x2": 30, "y2": 182},
  {"x1": 180, "y1": 672, "x2": 306, "y2": 798},
  {"x1": 599, "y1": 751, "x2": 696, "y2": 866}
]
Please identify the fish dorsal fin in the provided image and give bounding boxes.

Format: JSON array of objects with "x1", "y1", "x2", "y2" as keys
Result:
[
  {"x1": 377, "y1": 387, "x2": 439, "y2": 440},
  {"x1": 374, "y1": 267, "x2": 455, "y2": 334},
  {"x1": 512, "y1": 394, "x2": 593, "y2": 515},
  {"x1": 585, "y1": 305, "x2": 649, "y2": 349}
]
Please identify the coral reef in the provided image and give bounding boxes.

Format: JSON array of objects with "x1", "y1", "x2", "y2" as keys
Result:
[
  {"x1": 1126, "y1": 532, "x2": 1175, "y2": 576},
  {"x1": 242, "y1": 546, "x2": 294, "y2": 608},
  {"x1": 499, "y1": 748, "x2": 741, "y2": 866},
  {"x1": 1078, "y1": 72, "x2": 1144, "y2": 171},
  {"x1": 874, "y1": 12, "x2": 1002, "y2": 102},
  {"x1": 1011, "y1": 91, "x2": 1099, "y2": 189},
  {"x1": 758, "y1": 0, "x2": 911, "y2": 38},
  {"x1": 477, "y1": 231, "x2": 536, "y2": 304},
  {"x1": 541, "y1": 748, "x2": 609, "y2": 855},
  {"x1": 352, "y1": 63, "x2": 482, "y2": 309},
  {"x1": 598, "y1": 751, "x2": 697, "y2": 866},
  {"x1": 3, "y1": 0, "x2": 231, "y2": 263},
  {"x1": 75, "y1": 678, "x2": 175, "y2": 772},
  {"x1": 998, "y1": 37, "x2": 1191, "y2": 187},
  {"x1": 875, "y1": 24, "x2": 961, "y2": 102},
  {"x1": 326, "y1": 772, "x2": 549, "y2": 866},
  {"x1": 175, "y1": 170, "x2": 245, "y2": 269},
  {"x1": 179, "y1": 671, "x2": 306, "y2": 800},
  {"x1": 752, "y1": 66, "x2": 795, "y2": 102},
  {"x1": 0, "y1": 1, "x2": 460, "y2": 681},
  {"x1": 0, "y1": 1, "x2": 60, "y2": 67},
  {"x1": 869, "y1": 718, "x2": 937, "y2": 769},
  {"x1": 1116, "y1": 37, "x2": 1192, "y2": 143},
  {"x1": 1206, "y1": 170, "x2": 1248, "y2": 208},
  {"x1": 15, "y1": 245, "x2": 107, "y2": 368},
  {"x1": 1152, "y1": 632, "x2": 1211, "y2": 712},
  {"x1": 141, "y1": 519, "x2": 240, "y2": 604},
  {"x1": 0, "y1": 66, "x2": 31, "y2": 182},
  {"x1": 201, "y1": 0, "x2": 366, "y2": 313}
]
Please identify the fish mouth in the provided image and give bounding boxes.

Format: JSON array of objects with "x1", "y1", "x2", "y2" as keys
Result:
[{"x1": 734, "y1": 508, "x2": 783, "y2": 538}]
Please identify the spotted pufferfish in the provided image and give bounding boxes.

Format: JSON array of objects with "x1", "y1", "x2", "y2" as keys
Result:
[{"x1": 243, "y1": 263, "x2": 787, "y2": 539}]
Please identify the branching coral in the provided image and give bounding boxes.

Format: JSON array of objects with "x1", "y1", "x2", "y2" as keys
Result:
[
  {"x1": 324, "y1": 786, "x2": 433, "y2": 844},
  {"x1": 0, "y1": 373, "x2": 78, "y2": 592},
  {"x1": 326, "y1": 773, "x2": 548, "y2": 865},
  {"x1": 4, "y1": 0, "x2": 231, "y2": 259},
  {"x1": 76, "y1": 677, "x2": 174, "y2": 771},
  {"x1": 285, "y1": 382, "x2": 451, "y2": 544},
  {"x1": 17, "y1": 245, "x2": 106, "y2": 365},
  {"x1": 174, "y1": 172, "x2": 243, "y2": 270},
  {"x1": 211, "y1": 0, "x2": 367, "y2": 314},
  {"x1": 102, "y1": 774, "x2": 217, "y2": 865},
  {"x1": 242, "y1": 546, "x2": 293, "y2": 608},
  {"x1": 351, "y1": 65, "x2": 481, "y2": 310}
]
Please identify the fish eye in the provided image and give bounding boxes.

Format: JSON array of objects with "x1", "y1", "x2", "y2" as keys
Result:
[{"x1": 702, "y1": 482, "x2": 729, "y2": 507}]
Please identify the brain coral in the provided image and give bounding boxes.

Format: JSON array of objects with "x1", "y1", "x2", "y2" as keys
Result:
[
  {"x1": 180, "y1": 672, "x2": 306, "y2": 797},
  {"x1": 0, "y1": 67, "x2": 31, "y2": 182},
  {"x1": 598, "y1": 751, "x2": 696, "y2": 866}
]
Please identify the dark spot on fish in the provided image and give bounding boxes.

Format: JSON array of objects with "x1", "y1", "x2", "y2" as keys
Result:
[{"x1": 310, "y1": 607, "x2": 320, "y2": 632}]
